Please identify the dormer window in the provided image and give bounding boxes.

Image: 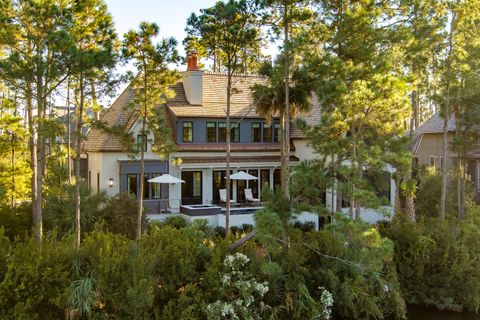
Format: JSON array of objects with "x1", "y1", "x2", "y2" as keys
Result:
[
  {"x1": 136, "y1": 134, "x2": 148, "y2": 152},
  {"x1": 183, "y1": 121, "x2": 193, "y2": 142}
]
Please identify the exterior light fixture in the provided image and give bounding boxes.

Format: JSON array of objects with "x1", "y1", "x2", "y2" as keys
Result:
[{"x1": 109, "y1": 178, "x2": 114, "y2": 188}]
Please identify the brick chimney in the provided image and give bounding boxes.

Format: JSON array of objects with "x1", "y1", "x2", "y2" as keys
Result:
[
  {"x1": 183, "y1": 51, "x2": 203, "y2": 105},
  {"x1": 187, "y1": 52, "x2": 199, "y2": 71}
]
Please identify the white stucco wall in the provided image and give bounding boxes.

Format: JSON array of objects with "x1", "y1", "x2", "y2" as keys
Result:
[{"x1": 292, "y1": 138, "x2": 317, "y2": 160}]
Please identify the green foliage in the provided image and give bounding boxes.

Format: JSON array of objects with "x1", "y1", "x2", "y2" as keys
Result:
[
  {"x1": 99, "y1": 193, "x2": 142, "y2": 239},
  {"x1": 0, "y1": 234, "x2": 76, "y2": 320},
  {"x1": 156, "y1": 215, "x2": 187, "y2": 230},
  {"x1": 185, "y1": 0, "x2": 262, "y2": 74},
  {"x1": 205, "y1": 253, "x2": 268, "y2": 320},
  {"x1": 304, "y1": 218, "x2": 406, "y2": 319},
  {"x1": 44, "y1": 182, "x2": 108, "y2": 236},
  {"x1": 415, "y1": 167, "x2": 442, "y2": 218},
  {"x1": 385, "y1": 217, "x2": 480, "y2": 313},
  {"x1": 255, "y1": 191, "x2": 406, "y2": 319},
  {"x1": 0, "y1": 203, "x2": 31, "y2": 240}
]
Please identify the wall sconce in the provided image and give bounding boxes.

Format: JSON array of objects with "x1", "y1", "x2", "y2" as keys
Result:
[{"x1": 109, "y1": 178, "x2": 114, "y2": 188}]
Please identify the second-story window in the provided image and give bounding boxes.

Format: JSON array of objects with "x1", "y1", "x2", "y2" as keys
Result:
[
  {"x1": 206, "y1": 122, "x2": 217, "y2": 142},
  {"x1": 218, "y1": 122, "x2": 227, "y2": 142},
  {"x1": 252, "y1": 122, "x2": 261, "y2": 142},
  {"x1": 231, "y1": 123, "x2": 240, "y2": 142},
  {"x1": 182, "y1": 121, "x2": 193, "y2": 142},
  {"x1": 263, "y1": 123, "x2": 272, "y2": 142},
  {"x1": 136, "y1": 134, "x2": 147, "y2": 152},
  {"x1": 273, "y1": 122, "x2": 280, "y2": 142}
]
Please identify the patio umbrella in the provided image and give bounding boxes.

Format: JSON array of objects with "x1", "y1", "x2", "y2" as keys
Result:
[
  {"x1": 148, "y1": 174, "x2": 185, "y2": 184},
  {"x1": 229, "y1": 171, "x2": 258, "y2": 180}
]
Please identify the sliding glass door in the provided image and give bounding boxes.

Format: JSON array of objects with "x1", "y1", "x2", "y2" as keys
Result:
[{"x1": 181, "y1": 171, "x2": 202, "y2": 205}]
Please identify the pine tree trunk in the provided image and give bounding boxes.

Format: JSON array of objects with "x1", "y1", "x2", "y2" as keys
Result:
[
  {"x1": 136, "y1": 70, "x2": 148, "y2": 241},
  {"x1": 27, "y1": 82, "x2": 39, "y2": 242},
  {"x1": 74, "y1": 73, "x2": 85, "y2": 248},
  {"x1": 283, "y1": 3, "x2": 290, "y2": 200},
  {"x1": 66, "y1": 78, "x2": 72, "y2": 183},
  {"x1": 280, "y1": 111, "x2": 286, "y2": 194},
  {"x1": 11, "y1": 131, "x2": 15, "y2": 208},
  {"x1": 225, "y1": 67, "x2": 232, "y2": 236},
  {"x1": 35, "y1": 71, "x2": 44, "y2": 244},
  {"x1": 405, "y1": 90, "x2": 417, "y2": 220},
  {"x1": 440, "y1": 97, "x2": 449, "y2": 221}
]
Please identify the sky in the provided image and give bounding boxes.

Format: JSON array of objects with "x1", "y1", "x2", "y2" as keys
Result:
[
  {"x1": 100, "y1": 1, "x2": 278, "y2": 105},
  {"x1": 105, "y1": 0, "x2": 219, "y2": 69}
]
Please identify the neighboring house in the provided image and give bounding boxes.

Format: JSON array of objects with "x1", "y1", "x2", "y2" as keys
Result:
[
  {"x1": 412, "y1": 112, "x2": 479, "y2": 198},
  {"x1": 84, "y1": 54, "x2": 395, "y2": 224}
]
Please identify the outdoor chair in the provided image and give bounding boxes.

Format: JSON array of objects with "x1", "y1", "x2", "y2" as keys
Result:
[
  {"x1": 219, "y1": 189, "x2": 236, "y2": 205},
  {"x1": 244, "y1": 188, "x2": 260, "y2": 204}
]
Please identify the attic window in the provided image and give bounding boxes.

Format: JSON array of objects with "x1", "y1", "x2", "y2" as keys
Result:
[
  {"x1": 183, "y1": 121, "x2": 193, "y2": 142},
  {"x1": 136, "y1": 134, "x2": 148, "y2": 152}
]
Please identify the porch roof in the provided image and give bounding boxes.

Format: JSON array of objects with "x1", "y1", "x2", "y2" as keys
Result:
[
  {"x1": 180, "y1": 155, "x2": 300, "y2": 164},
  {"x1": 177, "y1": 142, "x2": 287, "y2": 152}
]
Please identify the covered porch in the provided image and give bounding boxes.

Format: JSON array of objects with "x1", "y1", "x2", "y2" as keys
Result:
[{"x1": 169, "y1": 155, "x2": 300, "y2": 207}]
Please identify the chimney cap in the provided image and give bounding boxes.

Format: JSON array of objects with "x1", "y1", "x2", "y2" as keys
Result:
[{"x1": 187, "y1": 51, "x2": 199, "y2": 71}]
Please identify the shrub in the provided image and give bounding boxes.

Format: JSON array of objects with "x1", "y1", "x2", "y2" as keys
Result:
[
  {"x1": 159, "y1": 215, "x2": 187, "y2": 229},
  {"x1": 214, "y1": 226, "x2": 226, "y2": 238},
  {"x1": 0, "y1": 203, "x2": 31, "y2": 240},
  {"x1": 43, "y1": 182, "x2": 108, "y2": 236},
  {"x1": 385, "y1": 217, "x2": 480, "y2": 313},
  {"x1": 98, "y1": 192, "x2": 141, "y2": 239},
  {"x1": 0, "y1": 234, "x2": 75, "y2": 319},
  {"x1": 293, "y1": 220, "x2": 316, "y2": 232}
]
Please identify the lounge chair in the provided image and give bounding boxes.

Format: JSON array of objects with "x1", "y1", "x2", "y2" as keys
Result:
[
  {"x1": 245, "y1": 188, "x2": 260, "y2": 204},
  {"x1": 219, "y1": 189, "x2": 236, "y2": 205}
]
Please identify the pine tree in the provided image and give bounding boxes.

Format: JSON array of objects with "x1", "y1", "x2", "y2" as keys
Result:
[
  {"x1": 308, "y1": 0, "x2": 410, "y2": 219},
  {"x1": 69, "y1": 0, "x2": 118, "y2": 248},
  {"x1": 123, "y1": 22, "x2": 179, "y2": 240},
  {"x1": 186, "y1": 0, "x2": 261, "y2": 235},
  {"x1": 259, "y1": 0, "x2": 313, "y2": 199},
  {"x1": 439, "y1": 0, "x2": 480, "y2": 219},
  {"x1": 0, "y1": 0, "x2": 77, "y2": 243}
]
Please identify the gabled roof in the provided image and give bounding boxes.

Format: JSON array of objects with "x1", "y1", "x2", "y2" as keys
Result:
[
  {"x1": 167, "y1": 72, "x2": 266, "y2": 118},
  {"x1": 411, "y1": 112, "x2": 456, "y2": 154},
  {"x1": 84, "y1": 86, "x2": 137, "y2": 152},
  {"x1": 415, "y1": 112, "x2": 456, "y2": 135},
  {"x1": 84, "y1": 71, "x2": 321, "y2": 152}
]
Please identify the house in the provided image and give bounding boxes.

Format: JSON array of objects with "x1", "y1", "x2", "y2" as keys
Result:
[
  {"x1": 412, "y1": 112, "x2": 479, "y2": 198},
  {"x1": 84, "y1": 54, "x2": 395, "y2": 225}
]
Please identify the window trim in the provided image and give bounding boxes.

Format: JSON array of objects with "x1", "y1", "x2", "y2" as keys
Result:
[
  {"x1": 231, "y1": 122, "x2": 240, "y2": 143},
  {"x1": 182, "y1": 121, "x2": 193, "y2": 143},
  {"x1": 252, "y1": 122, "x2": 261, "y2": 142},
  {"x1": 136, "y1": 134, "x2": 148, "y2": 152},
  {"x1": 206, "y1": 121, "x2": 217, "y2": 143},
  {"x1": 273, "y1": 122, "x2": 280, "y2": 142},
  {"x1": 263, "y1": 122, "x2": 272, "y2": 142},
  {"x1": 218, "y1": 122, "x2": 227, "y2": 142}
]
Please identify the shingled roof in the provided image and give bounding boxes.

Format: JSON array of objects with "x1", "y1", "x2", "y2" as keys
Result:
[
  {"x1": 415, "y1": 112, "x2": 456, "y2": 134},
  {"x1": 84, "y1": 71, "x2": 321, "y2": 152}
]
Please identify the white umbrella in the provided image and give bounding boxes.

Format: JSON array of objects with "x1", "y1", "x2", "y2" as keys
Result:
[
  {"x1": 148, "y1": 174, "x2": 185, "y2": 184},
  {"x1": 229, "y1": 171, "x2": 258, "y2": 180}
]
